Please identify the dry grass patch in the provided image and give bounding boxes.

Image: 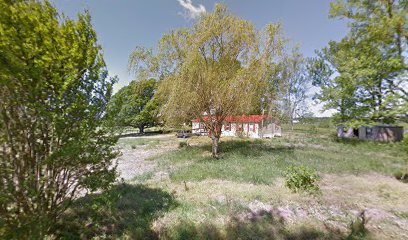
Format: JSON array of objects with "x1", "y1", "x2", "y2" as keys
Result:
[
  {"x1": 107, "y1": 125, "x2": 408, "y2": 239},
  {"x1": 146, "y1": 173, "x2": 408, "y2": 239}
]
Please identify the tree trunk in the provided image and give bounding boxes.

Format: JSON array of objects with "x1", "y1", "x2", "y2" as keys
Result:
[
  {"x1": 211, "y1": 136, "x2": 219, "y2": 158},
  {"x1": 138, "y1": 125, "x2": 145, "y2": 134},
  {"x1": 290, "y1": 118, "x2": 294, "y2": 131}
]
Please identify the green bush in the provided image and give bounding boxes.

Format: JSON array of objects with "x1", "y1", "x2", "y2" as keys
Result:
[
  {"x1": 0, "y1": 1, "x2": 118, "y2": 238},
  {"x1": 179, "y1": 141, "x2": 189, "y2": 148},
  {"x1": 284, "y1": 165, "x2": 320, "y2": 194}
]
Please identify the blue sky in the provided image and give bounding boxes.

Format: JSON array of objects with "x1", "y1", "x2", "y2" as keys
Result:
[{"x1": 51, "y1": 0, "x2": 349, "y2": 116}]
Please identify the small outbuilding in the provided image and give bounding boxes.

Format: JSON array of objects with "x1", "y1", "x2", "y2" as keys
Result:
[
  {"x1": 337, "y1": 124, "x2": 404, "y2": 142},
  {"x1": 192, "y1": 115, "x2": 282, "y2": 139}
]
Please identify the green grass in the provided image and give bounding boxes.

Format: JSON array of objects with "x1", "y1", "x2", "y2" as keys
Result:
[
  {"x1": 55, "y1": 184, "x2": 177, "y2": 239},
  {"x1": 117, "y1": 138, "x2": 162, "y2": 149},
  {"x1": 394, "y1": 211, "x2": 408, "y2": 220},
  {"x1": 56, "y1": 124, "x2": 407, "y2": 239},
  {"x1": 154, "y1": 125, "x2": 405, "y2": 185},
  {"x1": 132, "y1": 171, "x2": 154, "y2": 182}
]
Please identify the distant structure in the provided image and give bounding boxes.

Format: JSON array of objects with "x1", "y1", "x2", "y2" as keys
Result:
[
  {"x1": 192, "y1": 115, "x2": 281, "y2": 139},
  {"x1": 337, "y1": 124, "x2": 404, "y2": 142}
]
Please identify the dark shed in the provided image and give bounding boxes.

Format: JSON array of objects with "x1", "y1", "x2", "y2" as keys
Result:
[{"x1": 337, "y1": 124, "x2": 404, "y2": 142}]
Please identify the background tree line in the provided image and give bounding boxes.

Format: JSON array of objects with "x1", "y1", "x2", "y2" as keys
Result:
[
  {"x1": 309, "y1": 0, "x2": 407, "y2": 126},
  {"x1": 124, "y1": 4, "x2": 311, "y2": 157}
]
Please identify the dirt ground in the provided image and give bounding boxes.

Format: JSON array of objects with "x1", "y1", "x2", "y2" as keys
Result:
[{"x1": 115, "y1": 134, "x2": 177, "y2": 181}]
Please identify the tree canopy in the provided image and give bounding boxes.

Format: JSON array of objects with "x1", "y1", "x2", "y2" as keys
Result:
[
  {"x1": 280, "y1": 46, "x2": 311, "y2": 128},
  {"x1": 129, "y1": 4, "x2": 286, "y2": 157},
  {"x1": 309, "y1": 0, "x2": 407, "y2": 126},
  {"x1": 108, "y1": 79, "x2": 159, "y2": 133},
  {"x1": 0, "y1": 0, "x2": 117, "y2": 238}
]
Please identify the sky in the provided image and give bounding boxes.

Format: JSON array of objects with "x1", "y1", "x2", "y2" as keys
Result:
[{"x1": 51, "y1": 0, "x2": 349, "y2": 117}]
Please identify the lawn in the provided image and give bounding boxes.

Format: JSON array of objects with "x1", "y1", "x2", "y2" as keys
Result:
[
  {"x1": 159, "y1": 133, "x2": 404, "y2": 185},
  {"x1": 57, "y1": 124, "x2": 408, "y2": 240}
]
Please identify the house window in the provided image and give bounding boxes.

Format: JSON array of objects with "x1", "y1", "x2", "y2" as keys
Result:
[
  {"x1": 224, "y1": 122, "x2": 231, "y2": 131},
  {"x1": 252, "y1": 124, "x2": 256, "y2": 132}
]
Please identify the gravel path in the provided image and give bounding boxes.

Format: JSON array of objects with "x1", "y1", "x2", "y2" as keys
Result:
[{"x1": 116, "y1": 136, "x2": 176, "y2": 181}]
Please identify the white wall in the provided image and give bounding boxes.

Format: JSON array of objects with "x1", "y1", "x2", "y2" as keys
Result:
[
  {"x1": 192, "y1": 122, "x2": 201, "y2": 134},
  {"x1": 192, "y1": 121, "x2": 275, "y2": 139}
]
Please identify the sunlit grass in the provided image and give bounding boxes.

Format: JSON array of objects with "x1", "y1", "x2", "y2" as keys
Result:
[
  {"x1": 153, "y1": 126, "x2": 405, "y2": 185},
  {"x1": 59, "y1": 124, "x2": 407, "y2": 239}
]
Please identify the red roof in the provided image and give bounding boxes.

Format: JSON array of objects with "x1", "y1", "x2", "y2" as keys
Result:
[{"x1": 192, "y1": 115, "x2": 267, "y2": 123}]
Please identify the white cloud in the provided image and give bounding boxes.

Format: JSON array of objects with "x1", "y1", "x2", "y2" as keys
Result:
[{"x1": 177, "y1": 0, "x2": 206, "y2": 19}]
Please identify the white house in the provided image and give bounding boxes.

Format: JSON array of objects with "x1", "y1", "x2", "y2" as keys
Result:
[{"x1": 192, "y1": 115, "x2": 281, "y2": 139}]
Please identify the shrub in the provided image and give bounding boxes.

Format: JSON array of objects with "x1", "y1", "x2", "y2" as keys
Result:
[
  {"x1": 284, "y1": 165, "x2": 321, "y2": 194},
  {"x1": 0, "y1": 1, "x2": 117, "y2": 238},
  {"x1": 179, "y1": 141, "x2": 189, "y2": 148},
  {"x1": 347, "y1": 210, "x2": 371, "y2": 240}
]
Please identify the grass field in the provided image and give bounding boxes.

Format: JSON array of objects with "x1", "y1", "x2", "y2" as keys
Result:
[{"x1": 57, "y1": 124, "x2": 408, "y2": 239}]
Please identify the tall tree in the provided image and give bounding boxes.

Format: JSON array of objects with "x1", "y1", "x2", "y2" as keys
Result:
[
  {"x1": 0, "y1": 1, "x2": 117, "y2": 238},
  {"x1": 310, "y1": 0, "x2": 407, "y2": 125},
  {"x1": 281, "y1": 47, "x2": 311, "y2": 130},
  {"x1": 108, "y1": 79, "x2": 159, "y2": 134},
  {"x1": 129, "y1": 4, "x2": 285, "y2": 158},
  {"x1": 308, "y1": 39, "x2": 363, "y2": 124}
]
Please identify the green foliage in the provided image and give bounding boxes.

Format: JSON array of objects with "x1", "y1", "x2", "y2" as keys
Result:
[
  {"x1": 283, "y1": 165, "x2": 321, "y2": 194},
  {"x1": 0, "y1": 0, "x2": 117, "y2": 238},
  {"x1": 280, "y1": 46, "x2": 312, "y2": 126},
  {"x1": 108, "y1": 79, "x2": 159, "y2": 133},
  {"x1": 393, "y1": 170, "x2": 408, "y2": 182},
  {"x1": 309, "y1": 0, "x2": 407, "y2": 126},
  {"x1": 129, "y1": 4, "x2": 287, "y2": 157}
]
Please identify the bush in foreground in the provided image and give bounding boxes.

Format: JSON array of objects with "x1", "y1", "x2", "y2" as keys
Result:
[
  {"x1": 284, "y1": 165, "x2": 321, "y2": 194},
  {"x1": 0, "y1": 1, "x2": 118, "y2": 238}
]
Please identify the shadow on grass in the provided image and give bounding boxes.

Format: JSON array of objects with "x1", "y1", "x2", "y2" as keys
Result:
[
  {"x1": 330, "y1": 133, "x2": 393, "y2": 147},
  {"x1": 161, "y1": 210, "x2": 370, "y2": 240},
  {"x1": 196, "y1": 139, "x2": 296, "y2": 159},
  {"x1": 54, "y1": 183, "x2": 177, "y2": 239},
  {"x1": 118, "y1": 130, "x2": 166, "y2": 138},
  {"x1": 332, "y1": 136, "x2": 367, "y2": 146}
]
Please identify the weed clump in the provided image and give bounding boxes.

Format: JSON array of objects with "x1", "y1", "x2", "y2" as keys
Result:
[
  {"x1": 284, "y1": 165, "x2": 320, "y2": 194},
  {"x1": 347, "y1": 210, "x2": 371, "y2": 240},
  {"x1": 179, "y1": 141, "x2": 189, "y2": 148}
]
